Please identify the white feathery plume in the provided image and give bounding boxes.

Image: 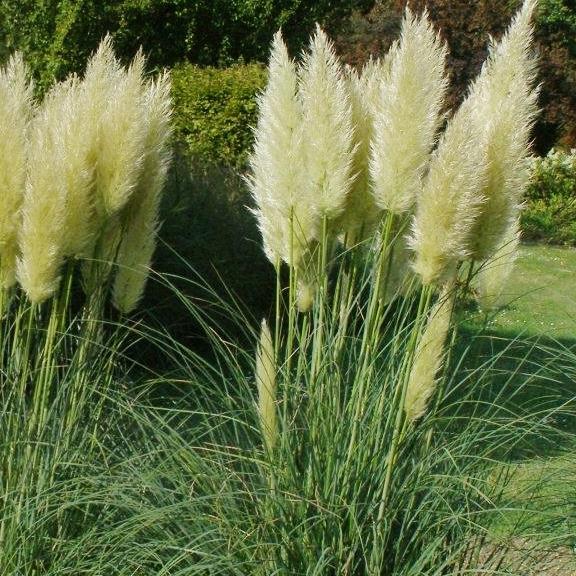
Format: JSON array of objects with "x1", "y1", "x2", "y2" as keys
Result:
[
  {"x1": 0, "y1": 54, "x2": 34, "y2": 289},
  {"x1": 404, "y1": 278, "x2": 455, "y2": 423},
  {"x1": 379, "y1": 220, "x2": 417, "y2": 303},
  {"x1": 369, "y1": 8, "x2": 448, "y2": 215},
  {"x1": 91, "y1": 44, "x2": 148, "y2": 218},
  {"x1": 409, "y1": 92, "x2": 488, "y2": 285},
  {"x1": 336, "y1": 60, "x2": 384, "y2": 245},
  {"x1": 468, "y1": 0, "x2": 539, "y2": 260},
  {"x1": 18, "y1": 77, "x2": 95, "y2": 303},
  {"x1": 80, "y1": 35, "x2": 124, "y2": 225},
  {"x1": 248, "y1": 31, "x2": 313, "y2": 268},
  {"x1": 299, "y1": 25, "x2": 355, "y2": 222},
  {"x1": 256, "y1": 319, "x2": 277, "y2": 454},
  {"x1": 112, "y1": 72, "x2": 172, "y2": 314},
  {"x1": 410, "y1": 0, "x2": 539, "y2": 285}
]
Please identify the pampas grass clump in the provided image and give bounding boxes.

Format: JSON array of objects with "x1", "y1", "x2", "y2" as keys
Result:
[
  {"x1": 10, "y1": 39, "x2": 173, "y2": 311},
  {"x1": 246, "y1": 1, "x2": 541, "y2": 572}
]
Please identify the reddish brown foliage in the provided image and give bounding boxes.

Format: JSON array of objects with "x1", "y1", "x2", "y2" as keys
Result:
[{"x1": 330, "y1": 0, "x2": 576, "y2": 152}]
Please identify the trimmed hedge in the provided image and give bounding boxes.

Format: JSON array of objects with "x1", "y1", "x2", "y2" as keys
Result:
[{"x1": 171, "y1": 63, "x2": 266, "y2": 169}]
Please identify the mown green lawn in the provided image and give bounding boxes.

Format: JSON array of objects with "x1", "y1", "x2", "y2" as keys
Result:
[
  {"x1": 470, "y1": 244, "x2": 576, "y2": 340},
  {"x1": 466, "y1": 243, "x2": 576, "y2": 574}
]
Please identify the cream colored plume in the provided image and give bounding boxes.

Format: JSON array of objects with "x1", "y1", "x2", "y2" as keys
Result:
[
  {"x1": 336, "y1": 61, "x2": 383, "y2": 245},
  {"x1": 256, "y1": 319, "x2": 277, "y2": 453},
  {"x1": 88, "y1": 41, "x2": 148, "y2": 219},
  {"x1": 299, "y1": 25, "x2": 355, "y2": 222},
  {"x1": 475, "y1": 216, "x2": 520, "y2": 311},
  {"x1": 468, "y1": 0, "x2": 539, "y2": 260},
  {"x1": 112, "y1": 72, "x2": 172, "y2": 314},
  {"x1": 18, "y1": 77, "x2": 95, "y2": 303},
  {"x1": 404, "y1": 279, "x2": 455, "y2": 423},
  {"x1": 248, "y1": 31, "x2": 313, "y2": 267},
  {"x1": 409, "y1": 94, "x2": 487, "y2": 285},
  {"x1": 0, "y1": 54, "x2": 34, "y2": 289},
  {"x1": 369, "y1": 8, "x2": 448, "y2": 215},
  {"x1": 80, "y1": 36, "x2": 123, "y2": 223}
]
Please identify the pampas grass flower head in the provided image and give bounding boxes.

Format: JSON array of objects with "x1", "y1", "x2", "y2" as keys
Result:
[
  {"x1": 335, "y1": 62, "x2": 381, "y2": 244},
  {"x1": 370, "y1": 8, "x2": 448, "y2": 215},
  {"x1": 91, "y1": 44, "x2": 148, "y2": 219},
  {"x1": 0, "y1": 54, "x2": 34, "y2": 289},
  {"x1": 18, "y1": 76, "x2": 94, "y2": 303},
  {"x1": 404, "y1": 279, "x2": 455, "y2": 423},
  {"x1": 256, "y1": 319, "x2": 277, "y2": 453},
  {"x1": 248, "y1": 31, "x2": 314, "y2": 268},
  {"x1": 299, "y1": 25, "x2": 355, "y2": 222},
  {"x1": 112, "y1": 71, "x2": 173, "y2": 314},
  {"x1": 409, "y1": 93, "x2": 488, "y2": 285},
  {"x1": 475, "y1": 216, "x2": 521, "y2": 311},
  {"x1": 467, "y1": 0, "x2": 539, "y2": 260}
]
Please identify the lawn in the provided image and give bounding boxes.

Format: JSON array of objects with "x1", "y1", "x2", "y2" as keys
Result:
[
  {"x1": 464, "y1": 243, "x2": 576, "y2": 574},
  {"x1": 468, "y1": 244, "x2": 576, "y2": 341}
]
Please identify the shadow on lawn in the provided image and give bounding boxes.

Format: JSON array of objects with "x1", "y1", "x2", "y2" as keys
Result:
[
  {"x1": 447, "y1": 321, "x2": 576, "y2": 461},
  {"x1": 133, "y1": 152, "x2": 275, "y2": 364}
]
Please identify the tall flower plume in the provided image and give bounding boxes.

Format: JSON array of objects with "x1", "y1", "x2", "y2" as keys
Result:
[
  {"x1": 89, "y1": 41, "x2": 148, "y2": 219},
  {"x1": 409, "y1": 93, "x2": 488, "y2": 285},
  {"x1": 112, "y1": 72, "x2": 173, "y2": 314},
  {"x1": 256, "y1": 319, "x2": 277, "y2": 454},
  {"x1": 18, "y1": 77, "x2": 95, "y2": 303},
  {"x1": 0, "y1": 54, "x2": 34, "y2": 289},
  {"x1": 410, "y1": 0, "x2": 538, "y2": 285},
  {"x1": 299, "y1": 25, "x2": 355, "y2": 223},
  {"x1": 336, "y1": 60, "x2": 383, "y2": 245},
  {"x1": 369, "y1": 8, "x2": 448, "y2": 216},
  {"x1": 468, "y1": 0, "x2": 539, "y2": 260},
  {"x1": 475, "y1": 216, "x2": 521, "y2": 311},
  {"x1": 247, "y1": 31, "x2": 312, "y2": 268},
  {"x1": 404, "y1": 279, "x2": 456, "y2": 423}
]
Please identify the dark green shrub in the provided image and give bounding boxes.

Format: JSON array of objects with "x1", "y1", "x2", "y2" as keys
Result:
[
  {"x1": 522, "y1": 149, "x2": 576, "y2": 244},
  {"x1": 171, "y1": 63, "x2": 266, "y2": 168},
  {"x1": 538, "y1": 0, "x2": 576, "y2": 55}
]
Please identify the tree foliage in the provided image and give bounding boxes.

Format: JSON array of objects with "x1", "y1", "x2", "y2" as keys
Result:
[
  {"x1": 0, "y1": 0, "x2": 372, "y2": 89},
  {"x1": 332, "y1": 0, "x2": 576, "y2": 151}
]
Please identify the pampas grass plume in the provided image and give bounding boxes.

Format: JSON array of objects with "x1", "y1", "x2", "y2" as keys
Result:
[
  {"x1": 475, "y1": 217, "x2": 521, "y2": 311},
  {"x1": 18, "y1": 77, "x2": 94, "y2": 303},
  {"x1": 336, "y1": 62, "x2": 382, "y2": 244},
  {"x1": 0, "y1": 54, "x2": 33, "y2": 289},
  {"x1": 112, "y1": 72, "x2": 172, "y2": 314},
  {"x1": 92, "y1": 44, "x2": 148, "y2": 218},
  {"x1": 248, "y1": 31, "x2": 313, "y2": 268},
  {"x1": 370, "y1": 8, "x2": 448, "y2": 215},
  {"x1": 411, "y1": 0, "x2": 538, "y2": 285},
  {"x1": 468, "y1": 0, "x2": 539, "y2": 260},
  {"x1": 410, "y1": 95, "x2": 487, "y2": 285},
  {"x1": 299, "y1": 25, "x2": 355, "y2": 221},
  {"x1": 256, "y1": 319, "x2": 277, "y2": 453},
  {"x1": 404, "y1": 279, "x2": 455, "y2": 422}
]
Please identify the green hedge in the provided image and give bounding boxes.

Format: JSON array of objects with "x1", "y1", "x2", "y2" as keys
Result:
[
  {"x1": 171, "y1": 63, "x2": 266, "y2": 169},
  {"x1": 522, "y1": 149, "x2": 576, "y2": 245}
]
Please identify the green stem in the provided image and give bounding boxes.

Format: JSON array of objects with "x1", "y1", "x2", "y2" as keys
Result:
[{"x1": 376, "y1": 283, "x2": 434, "y2": 525}]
